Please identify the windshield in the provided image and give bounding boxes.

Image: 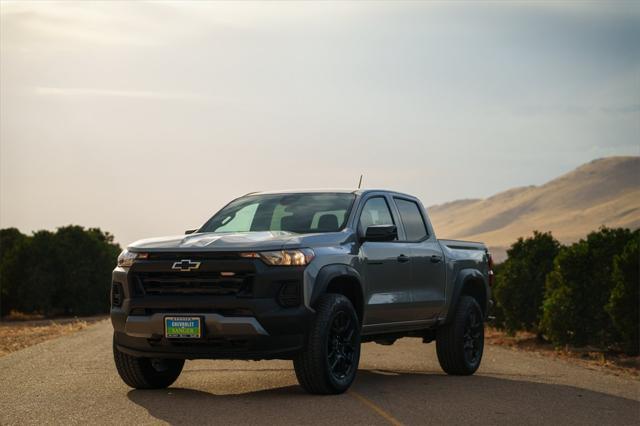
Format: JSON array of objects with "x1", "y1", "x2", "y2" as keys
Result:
[{"x1": 199, "y1": 193, "x2": 356, "y2": 234}]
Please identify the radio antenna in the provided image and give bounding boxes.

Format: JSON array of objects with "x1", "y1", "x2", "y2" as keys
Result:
[{"x1": 357, "y1": 174, "x2": 363, "y2": 189}]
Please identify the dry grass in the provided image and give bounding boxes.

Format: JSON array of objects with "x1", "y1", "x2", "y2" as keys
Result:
[
  {"x1": 3, "y1": 310, "x2": 46, "y2": 321},
  {"x1": 0, "y1": 316, "x2": 106, "y2": 357},
  {"x1": 486, "y1": 327, "x2": 640, "y2": 378}
]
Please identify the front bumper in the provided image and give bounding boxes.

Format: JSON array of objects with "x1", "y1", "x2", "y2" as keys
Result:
[
  {"x1": 114, "y1": 330, "x2": 306, "y2": 360},
  {"x1": 123, "y1": 312, "x2": 268, "y2": 338},
  {"x1": 110, "y1": 255, "x2": 314, "y2": 360}
]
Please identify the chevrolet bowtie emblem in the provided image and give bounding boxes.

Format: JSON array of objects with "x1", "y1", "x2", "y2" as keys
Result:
[{"x1": 172, "y1": 259, "x2": 201, "y2": 272}]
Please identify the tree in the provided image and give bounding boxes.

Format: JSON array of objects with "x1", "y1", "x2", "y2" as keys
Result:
[
  {"x1": 489, "y1": 261, "x2": 507, "y2": 330},
  {"x1": 605, "y1": 232, "x2": 639, "y2": 355},
  {"x1": 492, "y1": 231, "x2": 560, "y2": 335},
  {"x1": 53, "y1": 226, "x2": 121, "y2": 315},
  {"x1": 541, "y1": 227, "x2": 634, "y2": 348},
  {"x1": 0, "y1": 228, "x2": 28, "y2": 316},
  {"x1": 18, "y1": 230, "x2": 61, "y2": 315},
  {"x1": 0, "y1": 226, "x2": 121, "y2": 317}
]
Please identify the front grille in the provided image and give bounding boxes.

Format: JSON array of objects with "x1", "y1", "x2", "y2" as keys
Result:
[
  {"x1": 146, "y1": 252, "x2": 241, "y2": 260},
  {"x1": 130, "y1": 307, "x2": 254, "y2": 316},
  {"x1": 132, "y1": 272, "x2": 253, "y2": 296}
]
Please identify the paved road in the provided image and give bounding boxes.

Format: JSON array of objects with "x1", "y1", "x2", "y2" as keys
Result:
[{"x1": 1, "y1": 320, "x2": 638, "y2": 425}]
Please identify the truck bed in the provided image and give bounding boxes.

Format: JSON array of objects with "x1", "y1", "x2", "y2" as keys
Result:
[{"x1": 438, "y1": 239, "x2": 487, "y2": 251}]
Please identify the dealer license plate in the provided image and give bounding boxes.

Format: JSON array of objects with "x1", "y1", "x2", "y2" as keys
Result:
[{"x1": 164, "y1": 316, "x2": 202, "y2": 339}]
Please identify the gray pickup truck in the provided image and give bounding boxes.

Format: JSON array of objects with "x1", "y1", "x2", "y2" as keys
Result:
[{"x1": 111, "y1": 190, "x2": 493, "y2": 394}]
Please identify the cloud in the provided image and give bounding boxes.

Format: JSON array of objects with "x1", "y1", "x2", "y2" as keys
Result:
[
  {"x1": 600, "y1": 105, "x2": 640, "y2": 115},
  {"x1": 32, "y1": 87, "x2": 204, "y2": 101},
  {"x1": 512, "y1": 105, "x2": 590, "y2": 117},
  {"x1": 0, "y1": 5, "x2": 156, "y2": 47}
]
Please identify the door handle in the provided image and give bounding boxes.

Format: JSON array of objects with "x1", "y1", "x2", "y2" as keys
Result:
[
  {"x1": 430, "y1": 255, "x2": 443, "y2": 263},
  {"x1": 397, "y1": 254, "x2": 410, "y2": 263}
]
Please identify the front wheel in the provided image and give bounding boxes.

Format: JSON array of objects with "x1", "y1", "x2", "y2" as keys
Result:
[
  {"x1": 436, "y1": 295, "x2": 484, "y2": 375},
  {"x1": 113, "y1": 335, "x2": 184, "y2": 389},
  {"x1": 293, "y1": 294, "x2": 361, "y2": 394}
]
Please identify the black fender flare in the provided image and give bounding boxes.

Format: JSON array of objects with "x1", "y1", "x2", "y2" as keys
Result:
[
  {"x1": 445, "y1": 268, "x2": 490, "y2": 323},
  {"x1": 309, "y1": 264, "x2": 363, "y2": 309}
]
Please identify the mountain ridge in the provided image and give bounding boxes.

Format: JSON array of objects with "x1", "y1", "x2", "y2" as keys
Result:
[{"x1": 427, "y1": 156, "x2": 640, "y2": 261}]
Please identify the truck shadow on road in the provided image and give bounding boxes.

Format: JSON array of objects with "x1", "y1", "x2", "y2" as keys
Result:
[{"x1": 127, "y1": 370, "x2": 639, "y2": 425}]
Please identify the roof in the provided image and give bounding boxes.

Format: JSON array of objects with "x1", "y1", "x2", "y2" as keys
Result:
[
  {"x1": 244, "y1": 188, "x2": 417, "y2": 198},
  {"x1": 247, "y1": 188, "x2": 356, "y2": 195}
]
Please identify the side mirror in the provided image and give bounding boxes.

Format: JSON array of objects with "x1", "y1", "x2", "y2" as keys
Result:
[
  {"x1": 363, "y1": 225, "x2": 397, "y2": 242},
  {"x1": 185, "y1": 229, "x2": 197, "y2": 235}
]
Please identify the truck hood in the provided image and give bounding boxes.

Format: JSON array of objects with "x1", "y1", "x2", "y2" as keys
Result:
[{"x1": 128, "y1": 230, "x2": 353, "y2": 252}]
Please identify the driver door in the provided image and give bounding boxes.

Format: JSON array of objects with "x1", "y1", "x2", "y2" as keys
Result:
[{"x1": 358, "y1": 195, "x2": 414, "y2": 325}]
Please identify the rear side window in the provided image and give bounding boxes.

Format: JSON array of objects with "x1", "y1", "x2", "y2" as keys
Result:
[{"x1": 394, "y1": 198, "x2": 428, "y2": 241}]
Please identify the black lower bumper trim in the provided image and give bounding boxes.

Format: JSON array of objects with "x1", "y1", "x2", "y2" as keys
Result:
[{"x1": 114, "y1": 332, "x2": 305, "y2": 361}]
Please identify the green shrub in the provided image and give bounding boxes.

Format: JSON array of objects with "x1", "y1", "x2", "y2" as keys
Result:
[
  {"x1": 0, "y1": 226, "x2": 120, "y2": 317},
  {"x1": 605, "y1": 232, "x2": 639, "y2": 355},
  {"x1": 15, "y1": 230, "x2": 61, "y2": 315},
  {"x1": 0, "y1": 228, "x2": 29, "y2": 315},
  {"x1": 492, "y1": 231, "x2": 560, "y2": 335},
  {"x1": 541, "y1": 227, "x2": 635, "y2": 348},
  {"x1": 489, "y1": 262, "x2": 506, "y2": 329}
]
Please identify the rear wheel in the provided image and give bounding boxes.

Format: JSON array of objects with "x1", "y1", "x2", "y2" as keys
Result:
[
  {"x1": 113, "y1": 335, "x2": 184, "y2": 389},
  {"x1": 293, "y1": 294, "x2": 361, "y2": 394},
  {"x1": 436, "y1": 295, "x2": 484, "y2": 375}
]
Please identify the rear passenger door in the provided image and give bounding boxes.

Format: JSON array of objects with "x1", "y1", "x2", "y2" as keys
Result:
[{"x1": 392, "y1": 197, "x2": 446, "y2": 320}]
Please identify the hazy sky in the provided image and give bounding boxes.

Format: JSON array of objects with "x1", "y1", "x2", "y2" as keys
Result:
[{"x1": 1, "y1": 1, "x2": 639, "y2": 245}]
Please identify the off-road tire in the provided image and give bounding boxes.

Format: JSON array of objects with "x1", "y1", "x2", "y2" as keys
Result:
[
  {"x1": 113, "y1": 335, "x2": 184, "y2": 389},
  {"x1": 436, "y1": 295, "x2": 484, "y2": 375},
  {"x1": 293, "y1": 294, "x2": 361, "y2": 394}
]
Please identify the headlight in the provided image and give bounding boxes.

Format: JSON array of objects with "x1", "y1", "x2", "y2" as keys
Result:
[
  {"x1": 117, "y1": 249, "x2": 148, "y2": 267},
  {"x1": 240, "y1": 249, "x2": 315, "y2": 266}
]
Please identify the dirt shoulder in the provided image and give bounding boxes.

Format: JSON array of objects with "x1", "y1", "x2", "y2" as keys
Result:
[
  {"x1": 0, "y1": 316, "x2": 108, "y2": 356},
  {"x1": 486, "y1": 327, "x2": 640, "y2": 379}
]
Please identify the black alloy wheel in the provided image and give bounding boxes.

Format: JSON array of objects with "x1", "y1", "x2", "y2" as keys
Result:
[
  {"x1": 293, "y1": 294, "x2": 361, "y2": 394},
  {"x1": 328, "y1": 310, "x2": 358, "y2": 380},
  {"x1": 463, "y1": 306, "x2": 483, "y2": 366},
  {"x1": 436, "y1": 295, "x2": 485, "y2": 375}
]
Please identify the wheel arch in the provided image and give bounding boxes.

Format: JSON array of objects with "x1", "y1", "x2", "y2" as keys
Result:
[
  {"x1": 310, "y1": 264, "x2": 364, "y2": 324},
  {"x1": 445, "y1": 268, "x2": 490, "y2": 323}
]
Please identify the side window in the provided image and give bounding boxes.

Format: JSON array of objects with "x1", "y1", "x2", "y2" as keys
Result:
[
  {"x1": 359, "y1": 197, "x2": 394, "y2": 235},
  {"x1": 394, "y1": 198, "x2": 428, "y2": 241}
]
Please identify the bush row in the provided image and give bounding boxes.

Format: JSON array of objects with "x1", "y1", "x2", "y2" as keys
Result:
[
  {"x1": 492, "y1": 228, "x2": 639, "y2": 355},
  {"x1": 0, "y1": 226, "x2": 121, "y2": 317},
  {"x1": 0, "y1": 224, "x2": 636, "y2": 354}
]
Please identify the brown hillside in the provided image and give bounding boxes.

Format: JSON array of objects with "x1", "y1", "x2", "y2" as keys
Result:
[{"x1": 427, "y1": 156, "x2": 640, "y2": 261}]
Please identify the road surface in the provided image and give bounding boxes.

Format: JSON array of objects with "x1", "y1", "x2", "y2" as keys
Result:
[{"x1": 0, "y1": 320, "x2": 638, "y2": 425}]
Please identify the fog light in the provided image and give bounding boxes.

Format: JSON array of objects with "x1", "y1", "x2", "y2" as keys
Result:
[
  {"x1": 277, "y1": 282, "x2": 300, "y2": 307},
  {"x1": 111, "y1": 282, "x2": 124, "y2": 307}
]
